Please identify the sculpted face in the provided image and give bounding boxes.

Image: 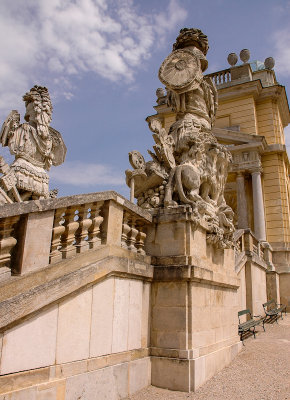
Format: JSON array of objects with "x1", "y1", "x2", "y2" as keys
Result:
[{"x1": 24, "y1": 102, "x2": 37, "y2": 125}]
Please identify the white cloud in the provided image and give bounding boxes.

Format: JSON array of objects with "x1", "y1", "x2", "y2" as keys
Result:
[
  {"x1": 0, "y1": 0, "x2": 187, "y2": 115},
  {"x1": 49, "y1": 161, "x2": 124, "y2": 186},
  {"x1": 273, "y1": 28, "x2": 290, "y2": 76}
]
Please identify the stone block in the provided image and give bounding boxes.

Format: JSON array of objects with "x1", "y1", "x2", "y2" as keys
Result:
[
  {"x1": 154, "y1": 331, "x2": 187, "y2": 349},
  {"x1": 113, "y1": 362, "x2": 129, "y2": 399},
  {"x1": 192, "y1": 329, "x2": 215, "y2": 348},
  {"x1": 65, "y1": 364, "x2": 130, "y2": 400},
  {"x1": 128, "y1": 280, "x2": 142, "y2": 350},
  {"x1": 146, "y1": 220, "x2": 187, "y2": 257},
  {"x1": 141, "y1": 282, "x2": 150, "y2": 348},
  {"x1": 151, "y1": 357, "x2": 190, "y2": 392},
  {"x1": 65, "y1": 369, "x2": 110, "y2": 400},
  {"x1": 90, "y1": 278, "x2": 114, "y2": 357},
  {"x1": 0, "y1": 306, "x2": 58, "y2": 375},
  {"x1": 16, "y1": 210, "x2": 54, "y2": 274},
  {"x1": 55, "y1": 360, "x2": 87, "y2": 379},
  {"x1": 37, "y1": 385, "x2": 57, "y2": 400},
  {"x1": 152, "y1": 306, "x2": 187, "y2": 332},
  {"x1": 102, "y1": 200, "x2": 124, "y2": 246},
  {"x1": 56, "y1": 288, "x2": 92, "y2": 364},
  {"x1": 0, "y1": 387, "x2": 37, "y2": 399},
  {"x1": 191, "y1": 341, "x2": 242, "y2": 391},
  {"x1": 154, "y1": 282, "x2": 187, "y2": 307},
  {"x1": 129, "y1": 357, "x2": 151, "y2": 395},
  {"x1": 112, "y1": 278, "x2": 129, "y2": 353},
  {"x1": 280, "y1": 272, "x2": 290, "y2": 311}
]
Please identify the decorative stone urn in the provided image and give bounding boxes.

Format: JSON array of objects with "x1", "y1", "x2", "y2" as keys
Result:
[
  {"x1": 240, "y1": 49, "x2": 250, "y2": 63},
  {"x1": 227, "y1": 52, "x2": 238, "y2": 67}
]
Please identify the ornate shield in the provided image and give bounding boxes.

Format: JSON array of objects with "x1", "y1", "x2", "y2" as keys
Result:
[
  {"x1": 49, "y1": 127, "x2": 67, "y2": 166},
  {"x1": 159, "y1": 49, "x2": 202, "y2": 93}
]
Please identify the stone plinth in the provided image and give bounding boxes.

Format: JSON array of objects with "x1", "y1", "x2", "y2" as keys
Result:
[{"x1": 146, "y1": 207, "x2": 242, "y2": 392}]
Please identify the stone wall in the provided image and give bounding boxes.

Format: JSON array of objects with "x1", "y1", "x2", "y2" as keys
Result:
[
  {"x1": 0, "y1": 192, "x2": 282, "y2": 398},
  {"x1": 0, "y1": 277, "x2": 151, "y2": 399}
]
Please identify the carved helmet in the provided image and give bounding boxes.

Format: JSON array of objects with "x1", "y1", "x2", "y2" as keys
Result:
[{"x1": 173, "y1": 28, "x2": 209, "y2": 72}]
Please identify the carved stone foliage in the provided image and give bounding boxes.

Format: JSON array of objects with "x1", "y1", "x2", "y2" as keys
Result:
[
  {"x1": 126, "y1": 28, "x2": 235, "y2": 249},
  {"x1": 0, "y1": 85, "x2": 66, "y2": 204}
]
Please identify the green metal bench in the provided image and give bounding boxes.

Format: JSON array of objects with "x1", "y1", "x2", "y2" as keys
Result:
[
  {"x1": 238, "y1": 309, "x2": 265, "y2": 344},
  {"x1": 263, "y1": 299, "x2": 286, "y2": 323}
]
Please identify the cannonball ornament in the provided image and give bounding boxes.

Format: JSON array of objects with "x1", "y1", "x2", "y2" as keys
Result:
[
  {"x1": 156, "y1": 88, "x2": 165, "y2": 98},
  {"x1": 240, "y1": 49, "x2": 250, "y2": 64},
  {"x1": 227, "y1": 53, "x2": 238, "y2": 67},
  {"x1": 264, "y1": 57, "x2": 275, "y2": 70}
]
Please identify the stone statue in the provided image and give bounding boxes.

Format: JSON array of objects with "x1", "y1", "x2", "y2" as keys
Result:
[
  {"x1": 0, "y1": 85, "x2": 66, "y2": 204},
  {"x1": 126, "y1": 28, "x2": 234, "y2": 248}
]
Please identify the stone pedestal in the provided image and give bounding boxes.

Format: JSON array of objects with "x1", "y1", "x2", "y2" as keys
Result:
[{"x1": 145, "y1": 207, "x2": 242, "y2": 392}]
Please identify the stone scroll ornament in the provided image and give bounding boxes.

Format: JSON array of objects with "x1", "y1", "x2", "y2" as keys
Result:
[
  {"x1": 126, "y1": 28, "x2": 235, "y2": 248},
  {"x1": 0, "y1": 86, "x2": 66, "y2": 204}
]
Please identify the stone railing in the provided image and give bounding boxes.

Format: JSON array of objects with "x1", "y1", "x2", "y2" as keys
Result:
[
  {"x1": 0, "y1": 191, "x2": 152, "y2": 281},
  {"x1": 234, "y1": 228, "x2": 272, "y2": 270},
  {"x1": 206, "y1": 68, "x2": 231, "y2": 86}
]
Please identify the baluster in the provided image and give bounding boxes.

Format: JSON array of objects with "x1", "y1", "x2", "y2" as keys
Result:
[
  {"x1": 226, "y1": 70, "x2": 230, "y2": 82},
  {"x1": 121, "y1": 211, "x2": 130, "y2": 249},
  {"x1": 128, "y1": 215, "x2": 138, "y2": 252},
  {"x1": 49, "y1": 208, "x2": 66, "y2": 264},
  {"x1": 88, "y1": 201, "x2": 104, "y2": 249},
  {"x1": 75, "y1": 204, "x2": 93, "y2": 253},
  {"x1": 0, "y1": 216, "x2": 19, "y2": 278},
  {"x1": 60, "y1": 206, "x2": 79, "y2": 259},
  {"x1": 135, "y1": 223, "x2": 147, "y2": 255}
]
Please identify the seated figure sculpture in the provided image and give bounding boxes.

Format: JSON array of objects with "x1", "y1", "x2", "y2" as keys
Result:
[
  {"x1": 0, "y1": 85, "x2": 66, "y2": 203},
  {"x1": 126, "y1": 28, "x2": 234, "y2": 248}
]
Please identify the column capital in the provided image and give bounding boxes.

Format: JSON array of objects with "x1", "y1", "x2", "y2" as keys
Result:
[{"x1": 250, "y1": 167, "x2": 263, "y2": 175}]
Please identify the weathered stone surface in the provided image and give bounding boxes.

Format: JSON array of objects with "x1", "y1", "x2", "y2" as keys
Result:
[
  {"x1": 0, "y1": 306, "x2": 58, "y2": 375},
  {"x1": 56, "y1": 288, "x2": 92, "y2": 364},
  {"x1": 15, "y1": 210, "x2": 54, "y2": 274},
  {"x1": 128, "y1": 280, "x2": 143, "y2": 350},
  {"x1": 112, "y1": 278, "x2": 130, "y2": 353},
  {"x1": 129, "y1": 357, "x2": 151, "y2": 395},
  {"x1": 90, "y1": 277, "x2": 115, "y2": 358},
  {"x1": 0, "y1": 246, "x2": 152, "y2": 331}
]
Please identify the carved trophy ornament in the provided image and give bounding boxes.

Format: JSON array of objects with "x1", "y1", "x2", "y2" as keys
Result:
[
  {"x1": 126, "y1": 28, "x2": 234, "y2": 248},
  {"x1": 0, "y1": 85, "x2": 66, "y2": 204}
]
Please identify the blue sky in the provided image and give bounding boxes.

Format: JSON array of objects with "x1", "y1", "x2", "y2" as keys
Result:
[{"x1": 0, "y1": 0, "x2": 290, "y2": 199}]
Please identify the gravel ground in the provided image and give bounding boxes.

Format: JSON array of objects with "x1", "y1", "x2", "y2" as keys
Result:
[{"x1": 129, "y1": 314, "x2": 290, "y2": 400}]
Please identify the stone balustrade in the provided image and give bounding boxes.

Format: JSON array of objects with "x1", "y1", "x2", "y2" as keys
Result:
[
  {"x1": 234, "y1": 228, "x2": 272, "y2": 269},
  {"x1": 0, "y1": 191, "x2": 152, "y2": 281},
  {"x1": 206, "y1": 68, "x2": 231, "y2": 86}
]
